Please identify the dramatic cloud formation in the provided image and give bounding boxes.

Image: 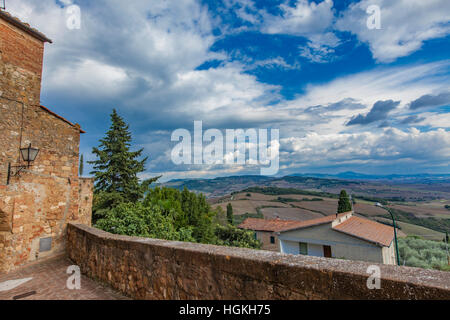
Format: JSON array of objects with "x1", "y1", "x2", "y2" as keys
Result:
[
  {"x1": 6, "y1": 0, "x2": 450, "y2": 178},
  {"x1": 409, "y1": 92, "x2": 450, "y2": 110},
  {"x1": 281, "y1": 128, "x2": 450, "y2": 170},
  {"x1": 347, "y1": 100, "x2": 400, "y2": 126}
]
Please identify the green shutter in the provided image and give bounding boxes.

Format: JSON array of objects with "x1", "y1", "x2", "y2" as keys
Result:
[{"x1": 299, "y1": 242, "x2": 308, "y2": 255}]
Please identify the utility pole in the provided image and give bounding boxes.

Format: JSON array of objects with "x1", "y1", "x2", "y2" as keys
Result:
[{"x1": 382, "y1": 206, "x2": 401, "y2": 266}]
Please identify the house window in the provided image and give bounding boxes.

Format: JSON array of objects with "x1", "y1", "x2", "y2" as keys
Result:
[
  {"x1": 254, "y1": 232, "x2": 257, "y2": 240},
  {"x1": 299, "y1": 242, "x2": 308, "y2": 255},
  {"x1": 270, "y1": 236, "x2": 275, "y2": 244}
]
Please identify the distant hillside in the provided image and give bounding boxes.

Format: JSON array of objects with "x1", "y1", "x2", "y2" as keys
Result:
[
  {"x1": 161, "y1": 174, "x2": 450, "y2": 201},
  {"x1": 289, "y1": 171, "x2": 450, "y2": 182}
]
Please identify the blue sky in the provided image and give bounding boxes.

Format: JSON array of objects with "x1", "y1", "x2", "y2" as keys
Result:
[{"x1": 8, "y1": 0, "x2": 450, "y2": 181}]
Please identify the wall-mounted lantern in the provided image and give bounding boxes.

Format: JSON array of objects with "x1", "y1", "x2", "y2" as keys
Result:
[
  {"x1": 6, "y1": 144, "x2": 40, "y2": 184},
  {"x1": 20, "y1": 144, "x2": 40, "y2": 166}
]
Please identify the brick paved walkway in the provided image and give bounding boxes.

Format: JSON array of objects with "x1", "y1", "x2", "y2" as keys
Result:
[{"x1": 0, "y1": 255, "x2": 128, "y2": 300}]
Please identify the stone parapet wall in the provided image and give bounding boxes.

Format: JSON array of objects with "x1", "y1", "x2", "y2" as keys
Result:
[{"x1": 67, "y1": 223, "x2": 450, "y2": 300}]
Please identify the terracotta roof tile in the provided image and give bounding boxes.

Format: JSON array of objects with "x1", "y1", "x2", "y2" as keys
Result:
[
  {"x1": 333, "y1": 216, "x2": 394, "y2": 247},
  {"x1": 239, "y1": 212, "x2": 350, "y2": 233},
  {"x1": 39, "y1": 105, "x2": 85, "y2": 133},
  {"x1": 0, "y1": 10, "x2": 52, "y2": 43}
]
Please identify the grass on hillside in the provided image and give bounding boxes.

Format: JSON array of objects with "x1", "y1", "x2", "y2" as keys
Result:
[{"x1": 379, "y1": 208, "x2": 450, "y2": 234}]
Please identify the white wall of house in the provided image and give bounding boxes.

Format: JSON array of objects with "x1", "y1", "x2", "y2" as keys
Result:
[
  {"x1": 280, "y1": 240, "x2": 300, "y2": 255},
  {"x1": 308, "y1": 243, "x2": 324, "y2": 257},
  {"x1": 278, "y1": 223, "x2": 393, "y2": 265},
  {"x1": 382, "y1": 242, "x2": 397, "y2": 265}
]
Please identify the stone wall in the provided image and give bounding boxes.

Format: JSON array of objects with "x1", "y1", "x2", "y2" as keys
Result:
[
  {"x1": 0, "y1": 17, "x2": 44, "y2": 106},
  {"x1": 78, "y1": 178, "x2": 94, "y2": 227},
  {"x1": 0, "y1": 98, "x2": 82, "y2": 185},
  {"x1": 0, "y1": 13, "x2": 46, "y2": 184},
  {"x1": 0, "y1": 186, "x2": 10, "y2": 232},
  {"x1": 67, "y1": 223, "x2": 450, "y2": 300},
  {"x1": 0, "y1": 13, "x2": 93, "y2": 274},
  {"x1": 0, "y1": 174, "x2": 94, "y2": 273},
  {"x1": 0, "y1": 99, "x2": 91, "y2": 273},
  {"x1": 256, "y1": 230, "x2": 279, "y2": 252}
]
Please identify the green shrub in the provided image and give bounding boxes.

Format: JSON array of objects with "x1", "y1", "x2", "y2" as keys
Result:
[
  {"x1": 95, "y1": 186, "x2": 261, "y2": 250},
  {"x1": 95, "y1": 202, "x2": 195, "y2": 242}
]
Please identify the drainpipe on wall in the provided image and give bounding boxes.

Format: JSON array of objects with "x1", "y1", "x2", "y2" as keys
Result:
[{"x1": 6, "y1": 162, "x2": 11, "y2": 185}]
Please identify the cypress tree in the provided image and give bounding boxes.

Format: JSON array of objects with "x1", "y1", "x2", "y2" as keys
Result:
[
  {"x1": 79, "y1": 154, "x2": 84, "y2": 176},
  {"x1": 89, "y1": 109, "x2": 150, "y2": 209},
  {"x1": 337, "y1": 190, "x2": 352, "y2": 213},
  {"x1": 227, "y1": 203, "x2": 233, "y2": 224}
]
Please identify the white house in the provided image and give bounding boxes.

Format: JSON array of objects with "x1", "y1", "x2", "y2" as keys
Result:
[{"x1": 240, "y1": 212, "x2": 397, "y2": 265}]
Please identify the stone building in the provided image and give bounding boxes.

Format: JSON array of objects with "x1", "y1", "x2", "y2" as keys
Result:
[{"x1": 0, "y1": 10, "x2": 93, "y2": 273}]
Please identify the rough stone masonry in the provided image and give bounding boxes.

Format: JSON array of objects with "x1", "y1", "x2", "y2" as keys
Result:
[
  {"x1": 67, "y1": 223, "x2": 450, "y2": 300},
  {"x1": 0, "y1": 10, "x2": 93, "y2": 273}
]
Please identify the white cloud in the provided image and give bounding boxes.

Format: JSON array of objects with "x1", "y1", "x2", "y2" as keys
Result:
[
  {"x1": 336, "y1": 0, "x2": 450, "y2": 62},
  {"x1": 244, "y1": 57, "x2": 301, "y2": 70},
  {"x1": 47, "y1": 59, "x2": 131, "y2": 100},
  {"x1": 7, "y1": 0, "x2": 221, "y2": 97},
  {"x1": 261, "y1": 0, "x2": 334, "y2": 36},
  {"x1": 416, "y1": 112, "x2": 450, "y2": 129},
  {"x1": 281, "y1": 128, "x2": 450, "y2": 168},
  {"x1": 299, "y1": 32, "x2": 341, "y2": 63}
]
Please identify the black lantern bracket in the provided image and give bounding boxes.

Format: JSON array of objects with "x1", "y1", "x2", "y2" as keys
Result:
[{"x1": 6, "y1": 144, "x2": 40, "y2": 184}]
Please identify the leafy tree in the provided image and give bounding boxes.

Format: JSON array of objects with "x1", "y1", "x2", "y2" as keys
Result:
[
  {"x1": 227, "y1": 203, "x2": 233, "y2": 224},
  {"x1": 95, "y1": 185, "x2": 261, "y2": 250},
  {"x1": 143, "y1": 187, "x2": 216, "y2": 244},
  {"x1": 212, "y1": 206, "x2": 227, "y2": 226},
  {"x1": 337, "y1": 190, "x2": 352, "y2": 213},
  {"x1": 79, "y1": 154, "x2": 84, "y2": 176}
]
